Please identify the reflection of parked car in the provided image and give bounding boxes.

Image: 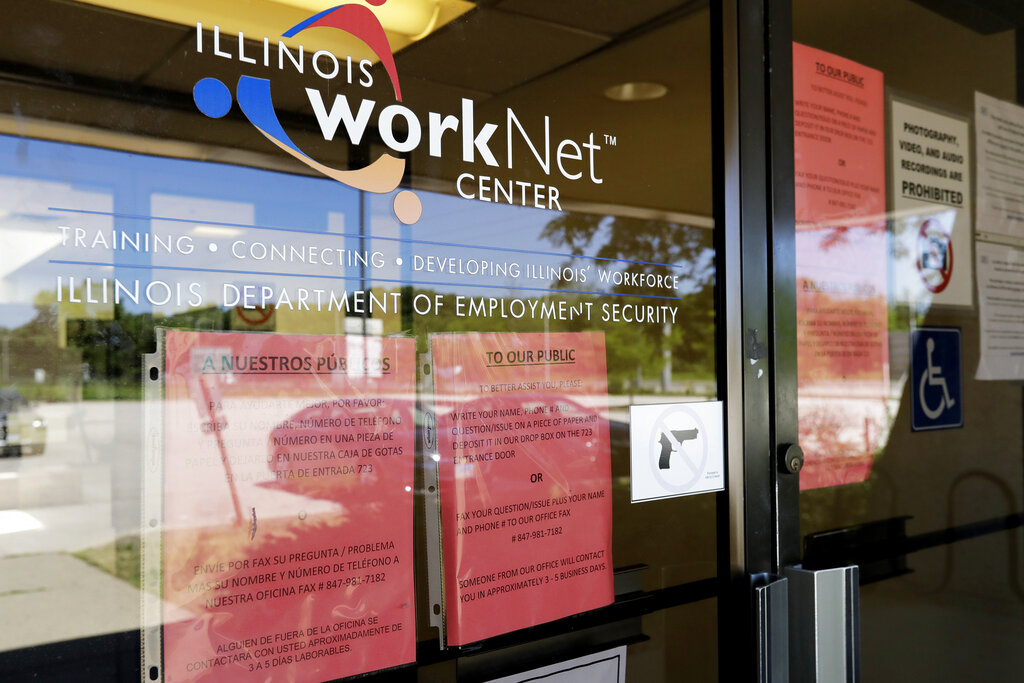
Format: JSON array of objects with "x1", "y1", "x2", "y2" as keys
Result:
[{"x1": 0, "y1": 389, "x2": 47, "y2": 456}]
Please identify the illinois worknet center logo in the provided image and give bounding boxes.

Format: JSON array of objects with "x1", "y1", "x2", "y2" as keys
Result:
[
  {"x1": 192, "y1": 1, "x2": 423, "y2": 225},
  {"x1": 191, "y1": 2, "x2": 609, "y2": 222}
]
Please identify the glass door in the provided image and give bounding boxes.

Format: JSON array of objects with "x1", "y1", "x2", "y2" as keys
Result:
[
  {"x1": 783, "y1": 0, "x2": 1024, "y2": 679},
  {"x1": 0, "y1": 1, "x2": 748, "y2": 681}
]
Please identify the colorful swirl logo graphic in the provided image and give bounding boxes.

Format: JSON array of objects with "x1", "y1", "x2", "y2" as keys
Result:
[{"x1": 192, "y1": 1, "x2": 422, "y2": 224}]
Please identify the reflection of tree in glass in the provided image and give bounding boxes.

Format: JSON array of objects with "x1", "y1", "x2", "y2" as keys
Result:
[
  {"x1": 796, "y1": 290, "x2": 889, "y2": 383},
  {"x1": 67, "y1": 303, "x2": 224, "y2": 399},
  {"x1": 541, "y1": 214, "x2": 712, "y2": 293},
  {"x1": 540, "y1": 213, "x2": 716, "y2": 390},
  {"x1": 2, "y1": 291, "x2": 229, "y2": 401},
  {"x1": 1, "y1": 299, "x2": 65, "y2": 378},
  {"x1": 66, "y1": 304, "x2": 155, "y2": 393},
  {"x1": 798, "y1": 404, "x2": 885, "y2": 492},
  {"x1": 798, "y1": 220, "x2": 886, "y2": 253}
]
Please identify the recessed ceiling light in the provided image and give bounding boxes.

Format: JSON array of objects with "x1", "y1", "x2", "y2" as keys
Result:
[{"x1": 604, "y1": 82, "x2": 669, "y2": 102}]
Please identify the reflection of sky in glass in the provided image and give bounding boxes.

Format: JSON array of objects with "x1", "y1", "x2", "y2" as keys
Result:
[
  {"x1": 0, "y1": 134, "x2": 709, "y2": 329},
  {"x1": 0, "y1": 170, "x2": 113, "y2": 328},
  {"x1": 796, "y1": 225, "x2": 886, "y2": 281},
  {"x1": 0, "y1": 135, "x2": 361, "y2": 326}
]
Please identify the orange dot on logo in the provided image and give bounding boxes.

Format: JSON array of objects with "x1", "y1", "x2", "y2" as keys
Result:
[{"x1": 393, "y1": 190, "x2": 422, "y2": 225}]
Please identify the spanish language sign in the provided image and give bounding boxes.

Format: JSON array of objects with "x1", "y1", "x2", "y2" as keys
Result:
[
  {"x1": 976, "y1": 91, "x2": 1024, "y2": 247},
  {"x1": 793, "y1": 43, "x2": 890, "y2": 490},
  {"x1": 889, "y1": 97, "x2": 972, "y2": 307},
  {"x1": 432, "y1": 331, "x2": 613, "y2": 645},
  {"x1": 160, "y1": 330, "x2": 415, "y2": 682}
]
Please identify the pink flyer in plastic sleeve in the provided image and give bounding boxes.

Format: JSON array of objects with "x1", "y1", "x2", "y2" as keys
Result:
[
  {"x1": 432, "y1": 331, "x2": 614, "y2": 645},
  {"x1": 793, "y1": 43, "x2": 890, "y2": 490},
  {"x1": 161, "y1": 330, "x2": 415, "y2": 681}
]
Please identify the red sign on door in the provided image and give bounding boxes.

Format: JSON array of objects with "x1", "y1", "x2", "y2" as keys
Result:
[
  {"x1": 793, "y1": 43, "x2": 891, "y2": 490},
  {"x1": 161, "y1": 330, "x2": 415, "y2": 681},
  {"x1": 431, "y1": 331, "x2": 614, "y2": 645}
]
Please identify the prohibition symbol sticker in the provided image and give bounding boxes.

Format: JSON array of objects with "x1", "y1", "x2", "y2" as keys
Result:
[
  {"x1": 234, "y1": 304, "x2": 275, "y2": 326},
  {"x1": 916, "y1": 218, "x2": 953, "y2": 294},
  {"x1": 648, "y1": 405, "x2": 708, "y2": 494},
  {"x1": 629, "y1": 401, "x2": 724, "y2": 503}
]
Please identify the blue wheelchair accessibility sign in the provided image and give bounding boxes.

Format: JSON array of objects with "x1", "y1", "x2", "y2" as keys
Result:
[{"x1": 911, "y1": 328, "x2": 962, "y2": 431}]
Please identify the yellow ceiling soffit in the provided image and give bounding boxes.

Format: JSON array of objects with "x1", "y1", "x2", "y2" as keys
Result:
[{"x1": 74, "y1": 0, "x2": 474, "y2": 59}]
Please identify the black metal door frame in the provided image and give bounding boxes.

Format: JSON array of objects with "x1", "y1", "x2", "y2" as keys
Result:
[{"x1": 714, "y1": 0, "x2": 801, "y2": 678}]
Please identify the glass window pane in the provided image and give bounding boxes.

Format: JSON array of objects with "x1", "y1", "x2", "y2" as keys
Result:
[
  {"x1": 793, "y1": 1, "x2": 1024, "y2": 679},
  {"x1": 0, "y1": 1, "x2": 719, "y2": 680}
]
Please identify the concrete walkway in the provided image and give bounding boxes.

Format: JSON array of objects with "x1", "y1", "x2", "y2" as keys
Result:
[{"x1": 0, "y1": 553, "x2": 139, "y2": 651}]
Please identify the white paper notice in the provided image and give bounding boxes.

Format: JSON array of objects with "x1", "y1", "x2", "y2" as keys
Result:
[
  {"x1": 975, "y1": 92, "x2": 1024, "y2": 246},
  {"x1": 485, "y1": 646, "x2": 626, "y2": 683},
  {"x1": 629, "y1": 401, "x2": 723, "y2": 502},
  {"x1": 889, "y1": 98, "x2": 972, "y2": 307},
  {"x1": 976, "y1": 240, "x2": 1024, "y2": 380}
]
